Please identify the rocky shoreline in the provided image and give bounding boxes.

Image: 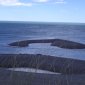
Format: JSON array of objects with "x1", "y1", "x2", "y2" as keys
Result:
[
  {"x1": 0, "y1": 53, "x2": 85, "y2": 85},
  {"x1": 0, "y1": 54, "x2": 85, "y2": 74}
]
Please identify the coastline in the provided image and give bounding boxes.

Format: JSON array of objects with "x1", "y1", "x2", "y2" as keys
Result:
[
  {"x1": 0, "y1": 54, "x2": 85, "y2": 74},
  {"x1": 0, "y1": 22, "x2": 85, "y2": 85}
]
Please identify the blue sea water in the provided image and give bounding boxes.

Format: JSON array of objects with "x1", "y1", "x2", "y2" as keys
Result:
[{"x1": 0, "y1": 21, "x2": 85, "y2": 60}]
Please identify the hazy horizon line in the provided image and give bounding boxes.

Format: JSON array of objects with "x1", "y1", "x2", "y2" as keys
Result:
[{"x1": 0, "y1": 20, "x2": 85, "y2": 25}]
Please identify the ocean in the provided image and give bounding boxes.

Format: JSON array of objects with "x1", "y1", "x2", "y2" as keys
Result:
[{"x1": 0, "y1": 21, "x2": 85, "y2": 60}]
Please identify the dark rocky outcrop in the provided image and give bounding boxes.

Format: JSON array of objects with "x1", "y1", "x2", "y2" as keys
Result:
[
  {"x1": 9, "y1": 39, "x2": 85, "y2": 49},
  {"x1": 8, "y1": 39, "x2": 56, "y2": 47},
  {"x1": 51, "y1": 39, "x2": 85, "y2": 49},
  {"x1": 0, "y1": 54, "x2": 85, "y2": 74}
]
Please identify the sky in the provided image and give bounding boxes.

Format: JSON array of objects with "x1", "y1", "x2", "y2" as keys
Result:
[{"x1": 0, "y1": 0, "x2": 85, "y2": 23}]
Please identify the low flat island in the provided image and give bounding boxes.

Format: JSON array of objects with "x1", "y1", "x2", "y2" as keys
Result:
[{"x1": 9, "y1": 39, "x2": 85, "y2": 49}]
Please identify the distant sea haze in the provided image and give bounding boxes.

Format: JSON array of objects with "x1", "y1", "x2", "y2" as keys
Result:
[{"x1": 0, "y1": 22, "x2": 85, "y2": 60}]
